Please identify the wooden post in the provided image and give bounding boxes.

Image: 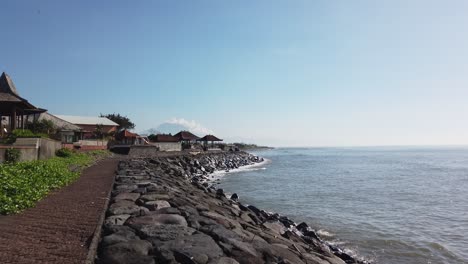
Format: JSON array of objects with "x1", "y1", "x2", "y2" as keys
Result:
[{"x1": 11, "y1": 106, "x2": 16, "y2": 131}]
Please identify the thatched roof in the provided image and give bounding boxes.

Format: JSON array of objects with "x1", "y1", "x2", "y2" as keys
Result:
[
  {"x1": 174, "y1": 131, "x2": 200, "y2": 141},
  {"x1": 0, "y1": 72, "x2": 46, "y2": 115},
  {"x1": 197, "y1": 135, "x2": 223, "y2": 142},
  {"x1": 0, "y1": 72, "x2": 19, "y2": 96}
]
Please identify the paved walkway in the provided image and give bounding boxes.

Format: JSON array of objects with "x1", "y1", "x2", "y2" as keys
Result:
[{"x1": 0, "y1": 158, "x2": 119, "y2": 264}]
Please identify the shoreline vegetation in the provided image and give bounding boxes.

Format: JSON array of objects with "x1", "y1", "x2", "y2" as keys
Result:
[
  {"x1": 0, "y1": 150, "x2": 110, "y2": 215},
  {"x1": 98, "y1": 151, "x2": 367, "y2": 264},
  {"x1": 232, "y1": 143, "x2": 274, "y2": 151}
]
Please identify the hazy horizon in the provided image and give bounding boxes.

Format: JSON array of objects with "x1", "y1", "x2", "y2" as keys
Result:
[{"x1": 1, "y1": 0, "x2": 467, "y2": 147}]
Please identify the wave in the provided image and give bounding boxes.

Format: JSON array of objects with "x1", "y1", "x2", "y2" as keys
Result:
[{"x1": 207, "y1": 158, "x2": 271, "y2": 182}]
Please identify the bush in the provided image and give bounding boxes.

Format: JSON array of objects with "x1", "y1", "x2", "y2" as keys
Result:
[
  {"x1": 56, "y1": 148, "x2": 73, "y2": 157},
  {"x1": 4, "y1": 148, "x2": 21, "y2": 163}
]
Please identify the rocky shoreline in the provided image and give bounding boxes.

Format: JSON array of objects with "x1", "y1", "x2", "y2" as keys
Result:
[{"x1": 97, "y1": 152, "x2": 368, "y2": 264}]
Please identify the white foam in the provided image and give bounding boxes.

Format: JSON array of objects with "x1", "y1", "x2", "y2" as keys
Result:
[
  {"x1": 317, "y1": 229, "x2": 334, "y2": 237},
  {"x1": 207, "y1": 158, "x2": 271, "y2": 183}
]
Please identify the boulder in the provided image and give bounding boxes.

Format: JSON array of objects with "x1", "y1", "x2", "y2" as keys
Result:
[
  {"x1": 138, "y1": 224, "x2": 196, "y2": 242},
  {"x1": 154, "y1": 233, "x2": 224, "y2": 263},
  {"x1": 105, "y1": 214, "x2": 131, "y2": 226},
  {"x1": 126, "y1": 214, "x2": 188, "y2": 229},
  {"x1": 143, "y1": 200, "x2": 171, "y2": 211},
  {"x1": 108, "y1": 201, "x2": 141, "y2": 216},
  {"x1": 114, "y1": 192, "x2": 141, "y2": 202}
]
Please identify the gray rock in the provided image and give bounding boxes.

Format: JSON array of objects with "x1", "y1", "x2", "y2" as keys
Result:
[
  {"x1": 108, "y1": 201, "x2": 141, "y2": 216},
  {"x1": 114, "y1": 192, "x2": 141, "y2": 202},
  {"x1": 115, "y1": 184, "x2": 139, "y2": 191},
  {"x1": 103, "y1": 225, "x2": 136, "y2": 236},
  {"x1": 101, "y1": 231, "x2": 139, "y2": 247},
  {"x1": 209, "y1": 257, "x2": 240, "y2": 264},
  {"x1": 140, "y1": 193, "x2": 170, "y2": 201},
  {"x1": 126, "y1": 214, "x2": 188, "y2": 229},
  {"x1": 143, "y1": 200, "x2": 171, "y2": 211},
  {"x1": 138, "y1": 224, "x2": 196, "y2": 242},
  {"x1": 99, "y1": 252, "x2": 155, "y2": 264},
  {"x1": 101, "y1": 239, "x2": 152, "y2": 256},
  {"x1": 155, "y1": 233, "x2": 223, "y2": 263},
  {"x1": 105, "y1": 214, "x2": 131, "y2": 226},
  {"x1": 262, "y1": 220, "x2": 287, "y2": 235}
]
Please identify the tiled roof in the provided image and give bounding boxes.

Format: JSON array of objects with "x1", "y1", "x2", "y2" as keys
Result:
[
  {"x1": 152, "y1": 134, "x2": 179, "y2": 142},
  {"x1": 198, "y1": 135, "x2": 223, "y2": 142},
  {"x1": 39, "y1": 113, "x2": 82, "y2": 131},
  {"x1": 117, "y1": 129, "x2": 139, "y2": 138},
  {"x1": 55, "y1": 115, "x2": 119, "y2": 126},
  {"x1": 174, "y1": 131, "x2": 200, "y2": 141}
]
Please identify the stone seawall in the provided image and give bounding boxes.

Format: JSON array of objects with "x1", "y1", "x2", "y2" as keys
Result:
[{"x1": 96, "y1": 152, "x2": 367, "y2": 264}]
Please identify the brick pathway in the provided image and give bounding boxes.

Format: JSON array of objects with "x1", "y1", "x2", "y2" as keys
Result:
[{"x1": 0, "y1": 158, "x2": 118, "y2": 264}]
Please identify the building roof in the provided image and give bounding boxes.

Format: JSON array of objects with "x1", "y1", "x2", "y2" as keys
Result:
[
  {"x1": 39, "y1": 113, "x2": 82, "y2": 131},
  {"x1": 0, "y1": 72, "x2": 19, "y2": 96},
  {"x1": 173, "y1": 131, "x2": 200, "y2": 141},
  {"x1": 152, "y1": 134, "x2": 179, "y2": 142},
  {"x1": 116, "y1": 129, "x2": 139, "y2": 139},
  {"x1": 0, "y1": 72, "x2": 47, "y2": 115},
  {"x1": 54, "y1": 115, "x2": 119, "y2": 126},
  {"x1": 197, "y1": 135, "x2": 223, "y2": 142}
]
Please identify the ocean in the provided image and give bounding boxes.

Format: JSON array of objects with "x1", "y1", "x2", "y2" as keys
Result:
[{"x1": 216, "y1": 147, "x2": 468, "y2": 264}]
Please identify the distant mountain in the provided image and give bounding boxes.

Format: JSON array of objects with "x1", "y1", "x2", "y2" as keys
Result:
[
  {"x1": 138, "y1": 127, "x2": 161, "y2": 136},
  {"x1": 156, "y1": 123, "x2": 188, "y2": 135},
  {"x1": 140, "y1": 123, "x2": 194, "y2": 136}
]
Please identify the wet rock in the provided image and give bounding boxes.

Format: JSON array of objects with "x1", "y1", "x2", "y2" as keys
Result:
[
  {"x1": 230, "y1": 193, "x2": 239, "y2": 201},
  {"x1": 216, "y1": 188, "x2": 225, "y2": 197}
]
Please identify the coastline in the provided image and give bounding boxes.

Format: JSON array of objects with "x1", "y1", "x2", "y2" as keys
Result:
[{"x1": 96, "y1": 151, "x2": 367, "y2": 264}]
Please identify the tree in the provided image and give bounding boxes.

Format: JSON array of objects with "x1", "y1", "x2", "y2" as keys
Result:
[{"x1": 101, "y1": 113, "x2": 135, "y2": 130}]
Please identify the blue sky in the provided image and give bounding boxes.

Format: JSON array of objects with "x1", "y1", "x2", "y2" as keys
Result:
[{"x1": 1, "y1": 0, "x2": 467, "y2": 147}]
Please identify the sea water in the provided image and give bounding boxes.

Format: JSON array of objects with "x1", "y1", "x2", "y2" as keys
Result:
[{"x1": 216, "y1": 147, "x2": 468, "y2": 264}]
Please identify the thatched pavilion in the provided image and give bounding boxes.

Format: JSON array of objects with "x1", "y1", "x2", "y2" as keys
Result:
[
  {"x1": 197, "y1": 134, "x2": 223, "y2": 149},
  {"x1": 0, "y1": 72, "x2": 46, "y2": 136},
  {"x1": 173, "y1": 131, "x2": 200, "y2": 150}
]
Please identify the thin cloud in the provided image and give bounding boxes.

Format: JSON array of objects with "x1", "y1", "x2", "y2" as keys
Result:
[{"x1": 166, "y1": 118, "x2": 214, "y2": 135}]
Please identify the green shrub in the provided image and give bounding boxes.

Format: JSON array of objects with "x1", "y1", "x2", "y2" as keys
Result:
[
  {"x1": 4, "y1": 148, "x2": 21, "y2": 163},
  {"x1": 0, "y1": 151, "x2": 109, "y2": 214},
  {"x1": 5, "y1": 129, "x2": 49, "y2": 144},
  {"x1": 56, "y1": 148, "x2": 73, "y2": 157}
]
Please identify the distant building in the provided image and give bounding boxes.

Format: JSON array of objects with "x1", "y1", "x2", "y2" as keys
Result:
[
  {"x1": 115, "y1": 129, "x2": 149, "y2": 145},
  {"x1": 149, "y1": 134, "x2": 182, "y2": 151},
  {"x1": 54, "y1": 115, "x2": 118, "y2": 139},
  {"x1": 38, "y1": 112, "x2": 82, "y2": 143},
  {"x1": 173, "y1": 131, "x2": 200, "y2": 150},
  {"x1": 197, "y1": 134, "x2": 223, "y2": 150}
]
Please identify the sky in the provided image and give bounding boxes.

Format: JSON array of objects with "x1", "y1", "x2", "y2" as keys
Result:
[{"x1": 1, "y1": 0, "x2": 467, "y2": 147}]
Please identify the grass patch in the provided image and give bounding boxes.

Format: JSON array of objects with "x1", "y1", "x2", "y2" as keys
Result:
[{"x1": 0, "y1": 150, "x2": 110, "y2": 215}]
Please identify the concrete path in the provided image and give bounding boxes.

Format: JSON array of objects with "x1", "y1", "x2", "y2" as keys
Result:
[{"x1": 0, "y1": 158, "x2": 118, "y2": 264}]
